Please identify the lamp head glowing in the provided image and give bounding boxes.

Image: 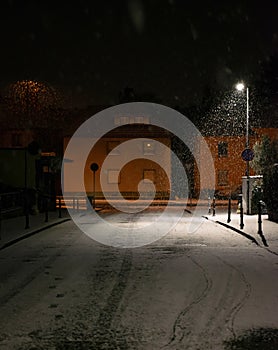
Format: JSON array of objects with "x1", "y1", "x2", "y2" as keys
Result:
[{"x1": 236, "y1": 82, "x2": 245, "y2": 91}]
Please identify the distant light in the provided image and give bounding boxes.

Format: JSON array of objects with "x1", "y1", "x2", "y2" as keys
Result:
[
  {"x1": 41, "y1": 152, "x2": 56, "y2": 157},
  {"x1": 236, "y1": 82, "x2": 245, "y2": 91}
]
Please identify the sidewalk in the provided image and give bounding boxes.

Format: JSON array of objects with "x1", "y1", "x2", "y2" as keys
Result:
[
  {"x1": 0, "y1": 210, "x2": 70, "y2": 250},
  {"x1": 204, "y1": 207, "x2": 278, "y2": 254}
]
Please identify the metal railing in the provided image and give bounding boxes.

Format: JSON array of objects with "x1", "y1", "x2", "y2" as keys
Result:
[
  {"x1": 56, "y1": 191, "x2": 171, "y2": 211},
  {"x1": 0, "y1": 192, "x2": 65, "y2": 238},
  {"x1": 0, "y1": 191, "x2": 24, "y2": 216}
]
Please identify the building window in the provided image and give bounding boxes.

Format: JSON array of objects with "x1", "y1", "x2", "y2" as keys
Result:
[
  {"x1": 43, "y1": 166, "x2": 50, "y2": 173},
  {"x1": 218, "y1": 170, "x2": 229, "y2": 186},
  {"x1": 143, "y1": 169, "x2": 156, "y2": 183},
  {"x1": 11, "y1": 133, "x2": 22, "y2": 147},
  {"x1": 134, "y1": 116, "x2": 145, "y2": 124},
  {"x1": 114, "y1": 116, "x2": 150, "y2": 125},
  {"x1": 218, "y1": 142, "x2": 228, "y2": 157},
  {"x1": 107, "y1": 141, "x2": 120, "y2": 155},
  {"x1": 108, "y1": 170, "x2": 120, "y2": 184},
  {"x1": 143, "y1": 141, "x2": 155, "y2": 155}
]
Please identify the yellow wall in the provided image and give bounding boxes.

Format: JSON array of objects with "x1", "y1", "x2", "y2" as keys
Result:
[{"x1": 63, "y1": 136, "x2": 171, "y2": 196}]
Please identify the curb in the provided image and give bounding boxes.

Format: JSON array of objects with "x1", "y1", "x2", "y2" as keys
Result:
[
  {"x1": 203, "y1": 216, "x2": 260, "y2": 246},
  {"x1": 0, "y1": 218, "x2": 71, "y2": 251}
]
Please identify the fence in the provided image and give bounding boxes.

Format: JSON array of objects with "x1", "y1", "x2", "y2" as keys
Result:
[
  {"x1": 0, "y1": 191, "x2": 24, "y2": 217},
  {"x1": 0, "y1": 191, "x2": 65, "y2": 237}
]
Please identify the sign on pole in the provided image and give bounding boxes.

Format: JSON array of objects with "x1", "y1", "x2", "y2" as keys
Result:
[{"x1": 241, "y1": 148, "x2": 254, "y2": 161}]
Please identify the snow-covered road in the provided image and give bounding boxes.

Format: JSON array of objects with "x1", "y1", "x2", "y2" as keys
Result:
[{"x1": 0, "y1": 209, "x2": 277, "y2": 349}]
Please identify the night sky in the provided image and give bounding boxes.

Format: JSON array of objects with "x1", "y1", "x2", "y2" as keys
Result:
[{"x1": 0, "y1": 0, "x2": 277, "y2": 108}]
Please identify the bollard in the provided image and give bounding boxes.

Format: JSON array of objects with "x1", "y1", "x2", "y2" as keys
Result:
[
  {"x1": 0, "y1": 195, "x2": 2, "y2": 240},
  {"x1": 73, "y1": 197, "x2": 75, "y2": 210},
  {"x1": 239, "y1": 194, "x2": 244, "y2": 229},
  {"x1": 227, "y1": 197, "x2": 231, "y2": 223},
  {"x1": 45, "y1": 197, "x2": 49, "y2": 223},
  {"x1": 24, "y1": 191, "x2": 30, "y2": 229},
  {"x1": 77, "y1": 197, "x2": 79, "y2": 212},
  {"x1": 212, "y1": 196, "x2": 216, "y2": 216},
  {"x1": 59, "y1": 197, "x2": 62, "y2": 218},
  {"x1": 257, "y1": 200, "x2": 263, "y2": 236},
  {"x1": 208, "y1": 196, "x2": 211, "y2": 214}
]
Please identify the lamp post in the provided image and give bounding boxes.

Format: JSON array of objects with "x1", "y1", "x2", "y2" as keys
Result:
[
  {"x1": 236, "y1": 82, "x2": 250, "y2": 215},
  {"x1": 90, "y1": 163, "x2": 99, "y2": 210}
]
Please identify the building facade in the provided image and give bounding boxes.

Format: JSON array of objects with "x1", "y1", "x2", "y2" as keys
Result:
[
  {"x1": 196, "y1": 128, "x2": 278, "y2": 197},
  {"x1": 63, "y1": 123, "x2": 172, "y2": 200}
]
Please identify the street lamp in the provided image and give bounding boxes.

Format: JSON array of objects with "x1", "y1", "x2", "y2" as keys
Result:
[{"x1": 236, "y1": 82, "x2": 250, "y2": 215}]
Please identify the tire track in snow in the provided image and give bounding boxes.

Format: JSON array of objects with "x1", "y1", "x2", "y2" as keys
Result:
[
  {"x1": 265, "y1": 247, "x2": 278, "y2": 257},
  {"x1": 91, "y1": 212, "x2": 136, "y2": 349},
  {"x1": 96, "y1": 249, "x2": 132, "y2": 330},
  {"x1": 214, "y1": 254, "x2": 251, "y2": 339},
  {"x1": 162, "y1": 254, "x2": 213, "y2": 348},
  {"x1": 162, "y1": 251, "x2": 250, "y2": 349},
  {"x1": 90, "y1": 249, "x2": 132, "y2": 349},
  {"x1": 184, "y1": 253, "x2": 251, "y2": 347}
]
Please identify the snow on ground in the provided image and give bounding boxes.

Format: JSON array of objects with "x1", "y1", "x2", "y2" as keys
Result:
[{"x1": 0, "y1": 209, "x2": 277, "y2": 349}]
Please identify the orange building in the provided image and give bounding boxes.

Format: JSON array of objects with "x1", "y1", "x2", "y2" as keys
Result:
[
  {"x1": 195, "y1": 128, "x2": 278, "y2": 197},
  {"x1": 63, "y1": 124, "x2": 172, "y2": 200},
  {"x1": 253, "y1": 127, "x2": 278, "y2": 141},
  {"x1": 63, "y1": 121, "x2": 277, "y2": 201}
]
